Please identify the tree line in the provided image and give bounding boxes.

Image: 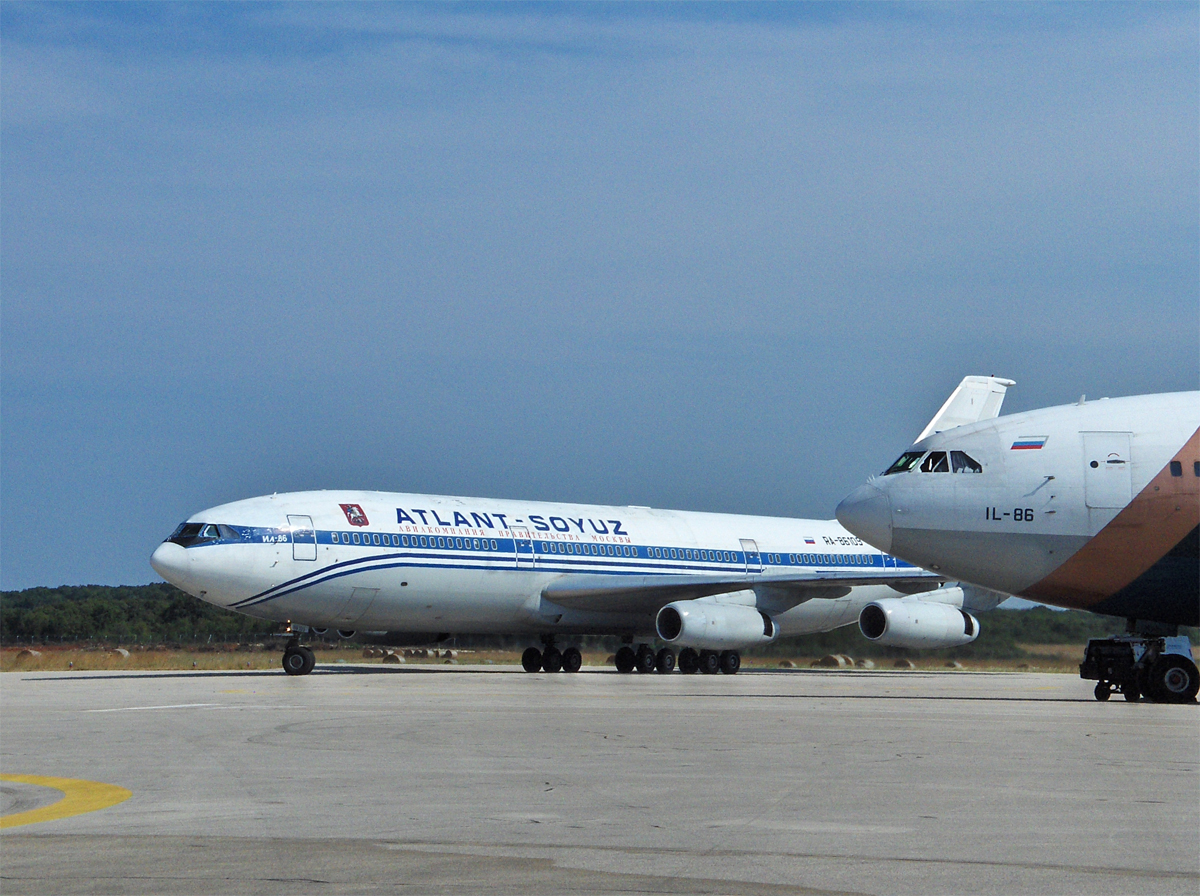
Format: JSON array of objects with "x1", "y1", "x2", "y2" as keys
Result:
[{"x1": 2, "y1": 583, "x2": 1184, "y2": 657}]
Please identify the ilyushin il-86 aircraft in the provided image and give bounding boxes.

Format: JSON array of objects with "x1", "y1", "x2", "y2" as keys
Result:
[
  {"x1": 151, "y1": 484, "x2": 1007, "y2": 676},
  {"x1": 838, "y1": 376, "x2": 1199, "y2": 703}
]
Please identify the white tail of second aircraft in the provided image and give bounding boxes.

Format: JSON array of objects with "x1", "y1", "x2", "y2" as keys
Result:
[{"x1": 915, "y1": 375, "x2": 1016, "y2": 443}]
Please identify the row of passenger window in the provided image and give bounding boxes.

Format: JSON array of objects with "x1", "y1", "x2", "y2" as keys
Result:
[
  {"x1": 328, "y1": 531, "x2": 877, "y2": 568},
  {"x1": 332, "y1": 532, "x2": 501, "y2": 551},
  {"x1": 540, "y1": 541, "x2": 635, "y2": 557},
  {"x1": 649, "y1": 547, "x2": 734, "y2": 562}
]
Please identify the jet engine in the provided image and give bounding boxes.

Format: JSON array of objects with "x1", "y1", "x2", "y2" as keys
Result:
[
  {"x1": 858, "y1": 598, "x2": 979, "y2": 649},
  {"x1": 656, "y1": 598, "x2": 777, "y2": 650}
]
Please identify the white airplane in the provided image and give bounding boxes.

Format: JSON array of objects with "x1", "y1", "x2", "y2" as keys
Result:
[
  {"x1": 837, "y1": 376, "x2": 1199, "y2": 703},
  {"x1": 150, "y1": 491, "x2": 1005, "y2": 676}
]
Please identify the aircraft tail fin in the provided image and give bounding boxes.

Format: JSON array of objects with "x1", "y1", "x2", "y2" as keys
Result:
[{"x1": 916, "y1": 376, "x2": 1015, "y2": 443}]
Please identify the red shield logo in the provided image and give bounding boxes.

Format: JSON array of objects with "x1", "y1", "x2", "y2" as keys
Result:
[{"x1": 340, "y1": 503, "x2": 369, "y2": 527}]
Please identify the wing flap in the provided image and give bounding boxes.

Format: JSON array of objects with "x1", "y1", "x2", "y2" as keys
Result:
[{"x1": 540, "y1": 568, "x2": 944, "y2": 615}]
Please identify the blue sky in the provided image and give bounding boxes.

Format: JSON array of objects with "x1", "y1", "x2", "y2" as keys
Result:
[{"x1": 2, "y1": 2, "x2": 1197, "y2": 590}]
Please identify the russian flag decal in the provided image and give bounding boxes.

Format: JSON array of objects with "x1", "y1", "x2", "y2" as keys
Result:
[
  {"x1": 1011, "y1": 436, "x2": 1048, "y2": 450},
  {"x1": 804, "y1": 537, "x2": 816, "y2": 544}
]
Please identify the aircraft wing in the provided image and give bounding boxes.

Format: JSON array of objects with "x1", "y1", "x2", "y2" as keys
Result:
[{"x1": 540, "y1": 567, "x2": 945, "y2": 616}]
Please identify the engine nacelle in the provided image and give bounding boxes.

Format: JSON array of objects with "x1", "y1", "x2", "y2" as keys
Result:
[
  {"x1": 656, "y1": 598, "x2": 777, "y2": 650},
  {"x1": 859, "y1": 598, "x2": 979, "y2": 649}
]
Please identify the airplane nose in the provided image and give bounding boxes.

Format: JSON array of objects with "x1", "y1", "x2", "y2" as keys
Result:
[
  {"x1": 836, "y1": 484, "x2": 893, "y2": 553},
  {"x1": 150, "y1": 541, "x2": 189, "y2": 588}
]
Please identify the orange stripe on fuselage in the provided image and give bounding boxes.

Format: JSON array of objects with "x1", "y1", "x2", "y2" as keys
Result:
[{"x1": 1024, "y1": 427, "x2": 1199, "y2": 609}]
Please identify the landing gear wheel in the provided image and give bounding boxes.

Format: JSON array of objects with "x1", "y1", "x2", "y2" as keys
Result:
[
  {"x1": 1150, "y1": 656, "x2": 1200, "y2": 703},
  {"x1": 282, "y1": 647, "x2": 313, "y2": 676},
  {"x1": 1094, "y1": 682, "x2": 1111, "y2": 702},
  {"x1": 719, "y1": 650, "x2": 741, "y2": 675},
  {"x1": 615, "y1": 646, "x2": 636, "y2": 674},
  {"x1": 521, "y1": 647, "x2": 543, "y2": 673},
  {"x1": 698, "y1": 650, "x2": 720, "y2": 675},
  {"x1": 635, "y1": 647, "x2": 657, "y2": 674},
  {"x1": 542, "y1": 647, "x2": 563, "y2": 673},
  {"x1": 562, "y1": 647, "x2": 583, "y2": 673},
  {"x1": 677, "y1": 647, "x2": 699, "y2": 674},
  {"x1": 655, "y1": 648, "x2": 676, "y2": 674}
]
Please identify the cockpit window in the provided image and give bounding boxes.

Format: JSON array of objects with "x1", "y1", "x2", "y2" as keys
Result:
[
  {"x1": 167, "y1": 522, "x2": 241, "y2": 547},
  {"x1": 920, "y1": 451, "x2": 950, "y2": 473},
  {"x1": 950, "y1": 450, "x2": 982, "y2": 473},
  {"x1": 883, "y1": 451, "x2": 924, "y2": 475}
]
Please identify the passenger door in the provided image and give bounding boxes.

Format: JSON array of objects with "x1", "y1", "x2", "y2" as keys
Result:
[
  {"x1": 289, "y1": 515, "x2": 317, "y2": 561},
  {"x1": 740, "y1": 538, "x2": 762, "y2": 575},
  {"x1": 512, "y1": 526, "x2": 535, "y2": 568}
]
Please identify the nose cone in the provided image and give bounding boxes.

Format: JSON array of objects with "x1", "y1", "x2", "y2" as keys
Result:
[
  {"x1": 150, "y1": 541, "x2": 191, "y2": 590},
  {"x1": 836, "y1": 484, "x2": 893, "y2": 552}
]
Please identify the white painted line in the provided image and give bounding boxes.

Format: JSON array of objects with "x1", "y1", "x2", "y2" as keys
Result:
[{"x1": 84, "y1": 703, "x2": 220, "y2": 713}]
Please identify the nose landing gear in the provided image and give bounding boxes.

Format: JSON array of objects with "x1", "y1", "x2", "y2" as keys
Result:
[{"x1": 282, "y1": 639, "x2": 316, "y2": 676}]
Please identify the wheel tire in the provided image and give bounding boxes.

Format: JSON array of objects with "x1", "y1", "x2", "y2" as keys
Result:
[
  {"x1": 299, "y1": 646, "x2": 316, "y2": 675},
  {"x1": 719, "y1": 650, "x2": 741, "y2": 675},
  {"x1": 635, "y1": 648, "x2": 657, "y2": 674},
  {"x1": 542, "y1": 647, "x2": 563, "y2": 673},
  {"x1": 1151, "y1": 656, "x2": 1200, "y2": 703},
  {"x1": 614, "y1": 646, "x2": 636, "y2": 674},
  {"x1": 677, "y1": 647, "x2": 699, "y2": 674},
  {"x1": 1094, "y1": 682, "x2": 1111, "y2": 701},
  {"x1": 562, "y1": 647, "x2": 583, "y2": 673},
  {"x1": 699, "y1": 650, "x2": 720, "y2": 675},
  {"x1": 521, "y1": 647, "x2": 543, "y2": 673},
  {"x1": 282, "y1": 649, "x2": 309, "y2": 676},
  {"x1": 655, "y1": 648, "x2": 676, "y2": 674},
  {"x1": 1122, "y1": 680, "x2": 1141, "y2": 702}
]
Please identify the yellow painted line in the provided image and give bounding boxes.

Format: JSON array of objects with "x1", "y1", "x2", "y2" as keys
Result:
[{"x1": 0, "y1": 774, "x2": 131, "y2": 829}]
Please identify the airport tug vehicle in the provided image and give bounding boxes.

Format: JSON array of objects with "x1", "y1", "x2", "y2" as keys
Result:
[{"x1": 1080, "y1": 633, "x2": 1199, "y2": 703}]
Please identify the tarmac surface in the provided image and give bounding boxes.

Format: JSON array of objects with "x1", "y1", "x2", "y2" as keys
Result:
[{"x1": 1, "y1": 664, "x2": 1197, "y2": 895}]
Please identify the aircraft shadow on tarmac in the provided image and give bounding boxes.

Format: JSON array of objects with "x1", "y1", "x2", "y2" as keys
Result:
[{"x1": 18, "y1": 665, "x2": 1162, "y2": 702}]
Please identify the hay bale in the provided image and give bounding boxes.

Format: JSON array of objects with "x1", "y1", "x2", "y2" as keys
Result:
[
  {"x1": 112, "y1": 648, "x2": 130, "y2": 658},
  {"x1": 837, "y1": 654, "x2": 855, "y2": 666},
  {"x1": 606, "y1": 654, "x2": 616, "y2": 665},
  {"x1": 778, "y1": 659, "x2": 794, "y2": 668},
  {"x1": 893, "y1": 658, "x2": 916, "y2": 669},
  {"x1": 815, "y1": 654, "x2": 848, "y2": 668},
  {"x1": 855, "y1": 658, "x2": 875, "y2": 669},
  {"x1": 16, "y1": 649, "x2": 41, "y2": 660},
  {"x1": 945, "y1": 660, "x2": 963, "y2": 669},
  {"x1": 382, "y1": 652, "x2": 404, "y2": 664}
]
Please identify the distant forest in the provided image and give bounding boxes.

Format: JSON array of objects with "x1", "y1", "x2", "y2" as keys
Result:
[{"x1": 3, "y1": 583, "x2": 1184, "y2": 660}]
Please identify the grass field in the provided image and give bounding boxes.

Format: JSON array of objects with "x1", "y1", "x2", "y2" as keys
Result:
[{"x1": 0, "y1": 644, "x2": 1083, "y2": 674}]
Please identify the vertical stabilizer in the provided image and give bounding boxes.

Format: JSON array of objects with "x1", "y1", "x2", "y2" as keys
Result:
[{"x1": 916, "y1": 376, "x2": 1015, "y2": 443}]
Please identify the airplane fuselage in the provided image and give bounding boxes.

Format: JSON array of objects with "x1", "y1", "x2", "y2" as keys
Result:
[
  {"x1": 151, "y1": 492, "x2": 938, "y2": 642},
  {"x1": 838, "y1": 391, "x2": 1199, "y2": 627}
]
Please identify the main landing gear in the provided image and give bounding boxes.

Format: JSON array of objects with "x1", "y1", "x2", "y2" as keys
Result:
[
  {"x1": 1080, "y1": 634, "x2": 1199, "y2": 704},
  {"x1": 521, "y1": 637, "x2": 583, "y2": 674},
  {"x1": 614, "y1": 645, "x2": 740, "y2": 675},
  {"x1": 282, "y1": 638, "x2": 316, "y2": 676}
]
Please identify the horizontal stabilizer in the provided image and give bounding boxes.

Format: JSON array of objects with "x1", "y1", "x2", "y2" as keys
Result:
[{"x1": 916, "y1": 376, "x2": 1015, "y2": 443}]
